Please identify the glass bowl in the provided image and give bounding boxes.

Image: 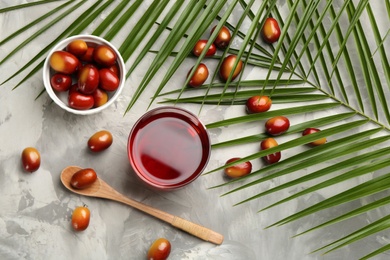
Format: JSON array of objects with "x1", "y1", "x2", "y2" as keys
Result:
[{"x1": 127, "y1": 106, "x2": 211, "y2": 190}]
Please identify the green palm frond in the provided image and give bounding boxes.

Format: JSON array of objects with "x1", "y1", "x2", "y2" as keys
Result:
[
  {"x1": 1, "y1": 1, "x2": 390, "y2": 258},
  {"x1": 0, "y1": 0, "x2": 58, "y2": 13}
]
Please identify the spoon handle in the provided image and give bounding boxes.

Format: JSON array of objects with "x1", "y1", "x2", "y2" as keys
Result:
[
  {"x1": 171, "y1": 216, "x2": 224, "y2": 245},
  {"x1": 101, "y1": 185, "x2": 224, "y2": 245}
]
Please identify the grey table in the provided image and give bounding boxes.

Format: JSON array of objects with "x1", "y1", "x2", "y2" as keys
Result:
[{"x1": 1, "y1": 1, "x2": 389, "y2": 259}]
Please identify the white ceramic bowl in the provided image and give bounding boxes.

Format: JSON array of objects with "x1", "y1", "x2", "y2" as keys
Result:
[{"x1": 43, "y1": 35, "x2": 126, "y2": 115}]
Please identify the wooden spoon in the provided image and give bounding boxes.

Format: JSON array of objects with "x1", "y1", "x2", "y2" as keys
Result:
[{"x1": 61, "y1": 166, "x2": 224, "y2": 245}]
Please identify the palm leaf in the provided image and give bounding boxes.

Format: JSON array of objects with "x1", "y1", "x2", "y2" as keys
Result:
[
  {"x1": 211, "y1": 112, "x2": 357, "y2": 149},
  {"x1": 361, "y1": 243, "x2": 390, "y2": 260},
  {"x1": 328, "y1": 3, "x2": 363, "y2": 111},
  {"x1": 158, "y1": 79, "x2": 306, "y2": 97},
  {"x1": 206, "y1": 103, "x2": 340, "y2": 128},
  {"x1": 119, "y1": 0, "x2": 170, "y2": 65},
  {"x1": 125, "y1": 0, "x2": 185, "y2": 77},
  {"x1": 101, "y1": 0, "x2": 142, "y2": 41},
  {"x1": 366, "y1": 3, "x2": 390, "y2": 92},
  {"x1": 1, "y1": 0, "x2": 102, "y2": 87},
  {"x1": 294, "y1": 195, "x2": 390, "y2": 237},
  {"x1": 91, "y1": 0, "x2": 132, "y2": 37},
  {"x1": 267, "y1": 171, "x2": 390, "y2": 228},
  {"x1": 0, "y1": 1, "x2": 88, "y2": 66},
  {"x1": 123, "y1": 0, "x2": 205, "y2": 112},
  {"x1": 0, "y1": 0, "x2": 74, "y2": 46},
  {"x1": 206, "y1": 119, "x2": 368, "y2": 175},
  {"x1": 0, "y1": 0, "x2": 58, "y2": 13},
  {"x1": 183, "y1": 0, "x2": 258, "y2": 109},
  {"x1": 267, "y1": 0, "x2": 321, "y2": 91},
  {"x1": 311, "y1": 201, "x2": 390, "y2": 255},
  {"x1": 149, "y1": 0, "x2": 230, "y2": 108}
]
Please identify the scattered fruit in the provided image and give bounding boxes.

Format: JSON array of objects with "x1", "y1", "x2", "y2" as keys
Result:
[
  {"x1": 192, "y1": 39, "x2": 217, "y2": 57},
  {"x1": 265, "y1": 116, "x2": 290, "y2": 136},
  {"x1": 66, "y1": 39, "x2": 88, "y2": 57},
  {"x1": 70, "y1": 168, "x2": 98, "y2": 189},
  {"x1": 147, "y1": 238, "x2": 171, "y2": 260},
  {"x1": 50, "y1": 73, "x2": 72, "y2": 92},
  {"x1": 71, "y1": 206, "x2": 90, "y2": 231},
  {"x1": 93, "y1": 44, "x2": 117, "y2": 67},
  {"x1": 261, "y1": 17, "x2": 281, "y2": 44},
  {"x1": 224, "y1": 157, "x2": 252, "y2": 178},
  {"x1": 187, "y1": 63, "x2": 209, "y2": 87},
  {"x1": 219, "y1": 55, "x2": 243, "y2": 82},
  {"x1": 302, "y1": 128, "x2": 327, "y2": 146},
  {"x1": 21, "y1": 147, "x2": 41, "y2": 173},
  {"x1": 246, "y1": 95, "x2": 272, "y2": 113},
  {"x1": 260, "y1": 138, "x2": 281, "y2": 164},
  {"x1": 211, "y1": 25, "x2": 231, "y2": 49},
  {"x1": 99, "y1": 68, "x2": 120, "y2": 91},
  {"x1": 88, "y1": 130, "x2": 113, "y2": 152},
  {"x1": 49, "y1": 50, "x2": 79, "y2": 74}
]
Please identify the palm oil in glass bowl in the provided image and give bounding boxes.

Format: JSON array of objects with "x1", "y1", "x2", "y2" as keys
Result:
[{"x1": 127, "y1": 106, "x2": 211, "y2": 190}]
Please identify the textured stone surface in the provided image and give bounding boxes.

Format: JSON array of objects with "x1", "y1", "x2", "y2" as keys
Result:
[{"x1": 0, "y1": 1, "x2": 389, "y2": 260}]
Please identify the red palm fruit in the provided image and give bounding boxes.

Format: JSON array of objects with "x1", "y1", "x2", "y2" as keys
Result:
[
  {"x1": 219, "y1": 55, "x2": 243, "y2": 82},
  {"x1": 260, "y1": 138, "x2": 281, "y2": 164},
  {"x1": 246, "y1": 95, "x2": 272, "y2": 113},
  {"x1": 224, "y1": 157, "x2": 252, "y2": 178},
  {"x1": 302, "y1": 128, "x2": 327, "y2": 146},
  {"x1": 261, "y1": 17, "x2": 281, "y2": 44},
  {"x1": 187, "y1": 63, "x2": 209, "y2": 87},
  {"x1": 211, "y1": 25, "x2": 231, "y2": 49},
  {"x1": 265, "y1": 116, "x2": 290, "y2": 136},
  {"x1": 192, "y1": 39, "x2": 217, "y2": 57}
]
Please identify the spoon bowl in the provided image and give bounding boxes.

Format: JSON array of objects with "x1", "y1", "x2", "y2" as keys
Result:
[
  {"x1": 61, "y1": 166, "x2": 105, "y2": 197},
  {"x1": 60, "y1": 166, "x2": 223, "y2": 245}
]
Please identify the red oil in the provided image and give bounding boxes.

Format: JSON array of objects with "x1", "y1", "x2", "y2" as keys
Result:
[{"x1": 128, "y1": 108, "x2": 210, "y2": 189}]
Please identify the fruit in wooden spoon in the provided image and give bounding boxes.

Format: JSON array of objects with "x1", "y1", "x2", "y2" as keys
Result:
[{"x1": 70, "y1": 168, "x2": 97, "y2": 189}]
